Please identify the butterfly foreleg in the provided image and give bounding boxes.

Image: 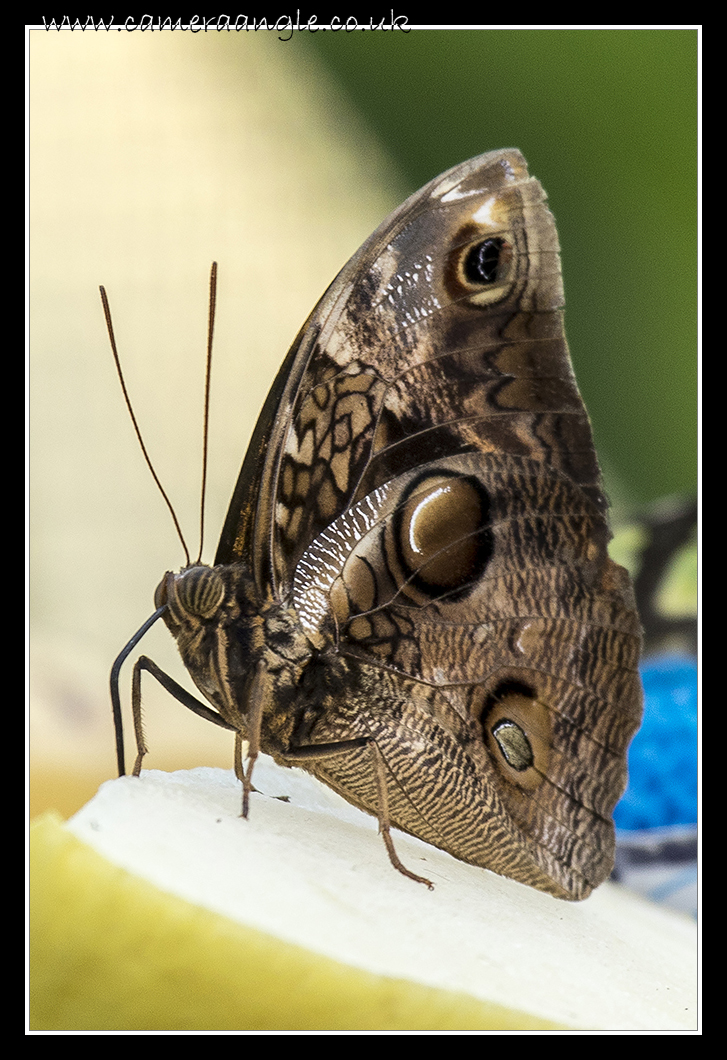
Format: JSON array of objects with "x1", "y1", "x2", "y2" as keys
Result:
[{"x1": 130, "y1": 654, "x2": 236, "y2": 776}]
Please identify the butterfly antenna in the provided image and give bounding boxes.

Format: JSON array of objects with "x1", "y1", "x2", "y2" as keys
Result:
[
  {"x1": 197, "y1": 262, "x2": 217, "y2": 565},
  {"x1": 99, "y1": 285, "x2": 191, "y2": 568}
]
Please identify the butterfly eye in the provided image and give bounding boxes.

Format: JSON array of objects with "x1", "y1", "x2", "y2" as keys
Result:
[
  {"x1": 174, "y1": 567, "x2": 226, "y2": 619},
  {"x1": 154, "y1": 574, "x2": 169, "y2": 609},
  {"x1": 464, "y1": 237, "x2": 508, "y2": 285}
]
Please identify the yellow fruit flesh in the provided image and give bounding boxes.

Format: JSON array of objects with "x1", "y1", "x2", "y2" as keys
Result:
[{"x1": 30, "y1": 813, "x2": 556, "y2": 1031}]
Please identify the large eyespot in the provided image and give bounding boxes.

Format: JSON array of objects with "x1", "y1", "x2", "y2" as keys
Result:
[
  {"x1": 482, "y1": 680, "x2": 550, "y2": 791},
  {"x1": 174, "y1": 566, "x2": 226, "y2": 620},
  {"x1": 395, "y1": 472, "x2": 493, "y2": 598}
]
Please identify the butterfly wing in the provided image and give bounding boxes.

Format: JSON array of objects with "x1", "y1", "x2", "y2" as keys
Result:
[
  {"x1": 219, "y1": 150, "x2": 606, "y2": 575},
  {"x1": 217, "y1": 149, "x2": 643, "y2": 899}
]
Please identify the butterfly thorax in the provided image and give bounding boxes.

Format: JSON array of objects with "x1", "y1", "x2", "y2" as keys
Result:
[{"x1": 155, "y1": 563, "x2": 318, "y2": 753}]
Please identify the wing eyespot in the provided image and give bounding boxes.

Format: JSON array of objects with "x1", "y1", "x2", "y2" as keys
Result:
[
  {"x1": 491, "y1": 718, "x2": 534, "y2": 771},
  {"x1": 445, "y1": 228, "x2": 516, "y2": 307},
  {"x1": 482, "y1": 680, "x2": 550, "y2": 791},
  {"x1": 464, "y1": 237, "x2": 510, "y2": 285},
  {"x1": 394, "y1": 472, "x2": 494, "y2": 599}
]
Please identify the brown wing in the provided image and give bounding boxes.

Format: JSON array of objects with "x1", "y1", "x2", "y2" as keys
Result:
[
  {"x1": 290, "y1": 452, "x2": 641, "y2": 898},
  {"x1": 218, "y1": 149, "x2": 603, "y2": 586},
  {"x1": 217, "y1": 149, "x2": 642, "y2": 898}
]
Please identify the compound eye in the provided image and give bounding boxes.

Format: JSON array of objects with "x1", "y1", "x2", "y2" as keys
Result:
[{"x1": 174, "y1": 566, "x2": 225, "y2": 619}]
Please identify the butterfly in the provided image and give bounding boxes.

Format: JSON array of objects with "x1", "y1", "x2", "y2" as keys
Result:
[{"x1": 108, "y1": 149, "x2": 643, "y2": 901}]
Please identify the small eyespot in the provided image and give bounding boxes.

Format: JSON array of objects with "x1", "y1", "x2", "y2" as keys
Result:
[
  {"x1": 464, "y1": 238, "x2": 507, "y2": 285},
  {"x1": 481, "y1": 680, "x2": 550, "y2": 790},
  {"x1": 492, "y1": 719, "x2": 534, "y2": 771}
]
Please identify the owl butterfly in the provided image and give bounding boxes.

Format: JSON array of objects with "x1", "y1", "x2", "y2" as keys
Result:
[{"x1": 108, "y1": 149, "x2": 643, "y2": 901}]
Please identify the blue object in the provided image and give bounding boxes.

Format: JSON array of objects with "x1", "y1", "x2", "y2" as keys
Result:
[{"x1": 614, "y1": 654, "x2": 698, "y2": 830}]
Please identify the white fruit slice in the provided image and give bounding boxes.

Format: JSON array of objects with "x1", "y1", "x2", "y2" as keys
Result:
[{"x1": 30, "y1": 762, "x2": 697, "y2": 1030}]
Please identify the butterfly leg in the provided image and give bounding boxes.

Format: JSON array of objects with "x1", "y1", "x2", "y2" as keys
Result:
[
  {"x1": 130, "y1": 659, "x2": 149, "y2": 777},
  {"x1": 370, "y1": 742, "x2": 433, "y2": 890},
  {"x1": 283, "y1": 734, "x2": 434, "y2": 889},
  {"x1": 237, "y1": 661, "x2": 267, "y2": 819},
  {"x1": 130, "y1": 654, "x2": 236, "y2": 775},
  {"x1": 233, "y1": 731, "x2": 244, "y2": 783},
  {"x1": 233, "y1": 730, "x2": 255, "y2": 817}
]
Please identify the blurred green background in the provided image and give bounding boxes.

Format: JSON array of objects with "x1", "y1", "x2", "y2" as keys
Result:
[{"x1": 303, "y1": 28, "x2": 697, "y2": 510}]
